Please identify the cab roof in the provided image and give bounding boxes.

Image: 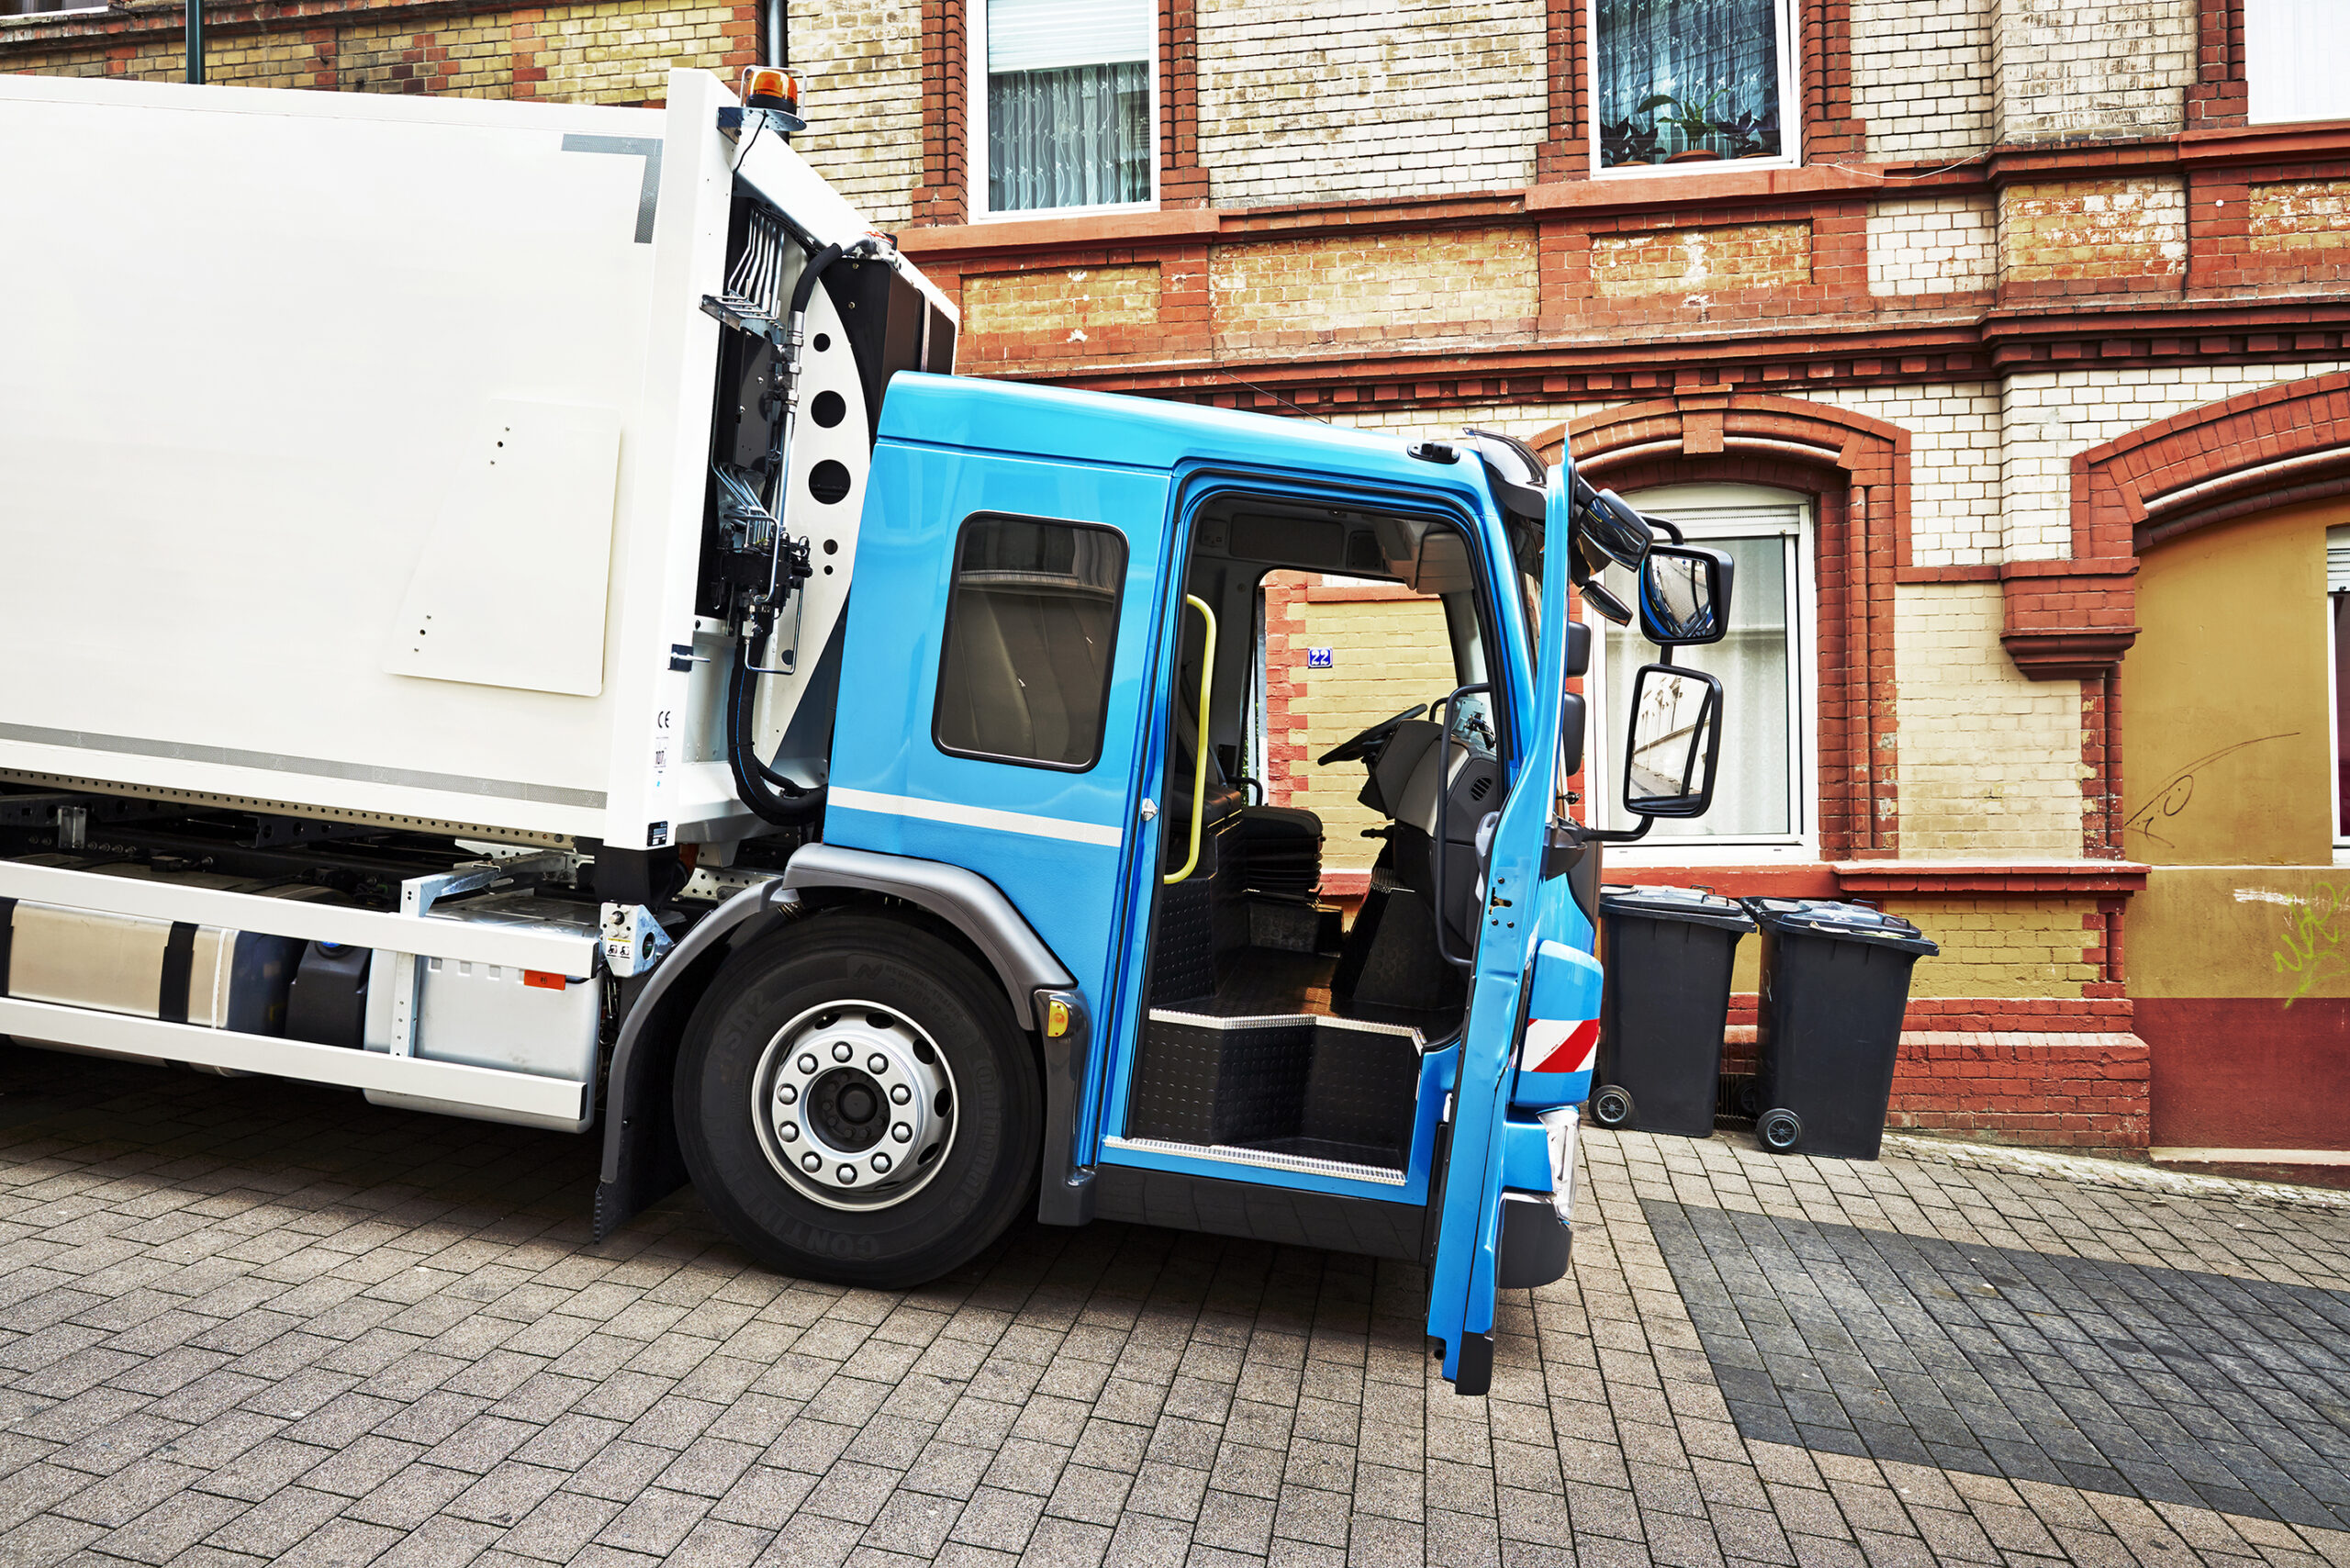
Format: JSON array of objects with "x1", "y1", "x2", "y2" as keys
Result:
[{"x1": 876, "y1": 373, "x2": 1501, "y2": 508}]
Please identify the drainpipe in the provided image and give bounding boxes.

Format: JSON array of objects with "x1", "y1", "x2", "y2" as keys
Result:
[
  {"x1": 765, "y1": 0, "x2": 785, "y2": 68},
  {"x1": 185, "y1": 0, "x2": 204, "y2": 83}
]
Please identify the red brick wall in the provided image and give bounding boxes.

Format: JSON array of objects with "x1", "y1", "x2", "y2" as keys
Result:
[{"x1": 1720, "y1": 1026, "x2": 2152, "y2": 1149}]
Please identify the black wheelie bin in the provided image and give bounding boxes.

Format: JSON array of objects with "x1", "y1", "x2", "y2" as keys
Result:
[
  {"x1": 1591, "y1": 886, "x2": 1754, "y2": 1137},
  {"x1": 1742, "y1": 899, "x2": 1939, "y2": 1159}
]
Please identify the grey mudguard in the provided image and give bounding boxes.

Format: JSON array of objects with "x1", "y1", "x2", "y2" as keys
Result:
[
  {"x1": 780, "y1": 843, "x2": 1075, "y2": 1027},
  {"x1": 592, "y1": 846, "x2": 1077, "y2": 1239}
]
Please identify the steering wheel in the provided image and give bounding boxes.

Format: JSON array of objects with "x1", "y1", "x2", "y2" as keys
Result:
[{"x1": 1318, "y1": 703, "x2": 1428, "y2": 767}]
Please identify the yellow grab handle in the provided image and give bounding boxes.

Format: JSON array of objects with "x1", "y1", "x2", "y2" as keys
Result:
[{"x1": 1164, "y1": 594, "x2": 1217, "y2": 885}]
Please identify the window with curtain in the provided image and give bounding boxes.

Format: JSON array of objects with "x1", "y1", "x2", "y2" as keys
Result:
[
  {"x1": 980, "y1": 0, "x2": 1155, "y2": 215},
  {"x1": 1590, "y1": 493, "x2": 1809, "y2": 844},
  {"x1": 2246, "y1": 0, "x2": 2350, "y2": 125},
  {"x1": 1594, "y1": 0, "x2": 1789, "y2": 171}
]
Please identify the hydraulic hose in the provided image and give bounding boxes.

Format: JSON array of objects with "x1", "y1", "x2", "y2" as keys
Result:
[{"x1": 728, "y1": 626, "x2": 826, "y2": 825}]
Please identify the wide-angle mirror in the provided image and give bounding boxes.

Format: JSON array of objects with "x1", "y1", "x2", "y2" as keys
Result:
[
  {"x1": 1623, "y1": 664, "x2": 1724, "y2": 819},
  {"x1": 1637, "y1": 543, "x2": 1735, "y2": 646}
]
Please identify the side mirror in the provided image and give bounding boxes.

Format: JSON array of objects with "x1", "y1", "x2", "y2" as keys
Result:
[
  {"x1": 1624, "y1": 664, "x2": 1724, "y2": 819},
  {"x1": 1638, "y1": 544, "x2": 1735, "y2": 646},
  {"x1": 1574, "y1": 485, "x2": 1651, "y2": 573}
]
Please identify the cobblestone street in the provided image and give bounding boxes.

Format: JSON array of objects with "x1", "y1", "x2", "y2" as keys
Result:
[{"x1": 2, "y1": 1049, "x2": 2346, "y2": 1568}]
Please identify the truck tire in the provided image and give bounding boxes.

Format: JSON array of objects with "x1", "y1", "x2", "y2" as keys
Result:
[{"x1": 674, "y1": 914, "x2": 1041, "y2": 1288}]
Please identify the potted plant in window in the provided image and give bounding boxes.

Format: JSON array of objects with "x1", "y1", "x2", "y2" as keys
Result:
[
  {"x1": 1637, "y1": 88, "x2": 1734, "y2": 162},
  {"x1": 1601, "y1": 116, "x2": 1663, "y2": 168}
]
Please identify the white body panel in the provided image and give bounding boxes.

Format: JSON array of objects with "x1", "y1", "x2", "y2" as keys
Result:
[{"x1": 0, "y1": 70, "x2": 952, "y2": 849}]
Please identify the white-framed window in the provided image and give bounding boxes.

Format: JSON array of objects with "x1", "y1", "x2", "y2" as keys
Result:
[
  {"x1": 969, "y1": 0, "x2": 1158, "y2": 220},
  {"x1": 1591, "y1": 0, "x2": 1799, "y2": 174},
  {"x1": 1, "y1": 0, "x2": 108, "y2": 13},
  {"x1": 1583, "y1": 485, "x2": 1818, "y2": 858},
  {"x1": 2246, "y1": 0, "x2": 2350, "y2": 126},
  {"x1": 2327, "y1": 525, "x2": 2350, "y2": 861}
]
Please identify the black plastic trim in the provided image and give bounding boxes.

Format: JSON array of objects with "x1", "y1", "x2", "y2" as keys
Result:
[
  {"x1": 1035, "y1": 987, "x2": 1096, "y2": 1226},
  {"x1": 157, "y1": 921, "x2": 196, "y2": 1025},
  {"x1": 1495, "y1": 1190, "x2": 1571, "y2": 1289},
  {"x1": 1092, "y1": 1162, "x2": 1423, "y2": 1260}
]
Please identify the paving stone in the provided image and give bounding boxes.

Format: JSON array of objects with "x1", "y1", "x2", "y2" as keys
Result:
[{"x1": 12, "y1": 1057, "x2": 2350, "y2": 1568}]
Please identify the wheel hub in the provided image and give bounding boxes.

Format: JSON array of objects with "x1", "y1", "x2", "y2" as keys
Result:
[{"x1": 755, "y1": 1002, "x2": 956, "y2": 1209}]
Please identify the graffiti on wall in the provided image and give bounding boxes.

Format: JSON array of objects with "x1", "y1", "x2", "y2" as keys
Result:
[
  {"x1": 2243, "y1": 883, "x2": 2350, "y2": 1004},
  {"x1": 2122, "y1": 733, "x2": 2300, "y2": 849}
]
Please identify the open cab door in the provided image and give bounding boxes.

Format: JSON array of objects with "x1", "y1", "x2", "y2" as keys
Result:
[{"x1": 1423, "y1": 460, "x2": 1730, "y2": 1394}]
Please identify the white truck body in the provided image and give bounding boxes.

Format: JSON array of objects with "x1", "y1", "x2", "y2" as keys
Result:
[{"x1": 0, "y1": 69, "x2": 949, "y2": 850}]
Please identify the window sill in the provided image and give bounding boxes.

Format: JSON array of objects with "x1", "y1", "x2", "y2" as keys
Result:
[
  {"x1": 899, "y1": 207, "x2": 1215, "y2": 257},
  {"x1": 1525, "y1": 160, "x2": 1882, "y2": 216},
  {"x1": 2178, "y1": 121, "x2": 2350, "y2": 169}
]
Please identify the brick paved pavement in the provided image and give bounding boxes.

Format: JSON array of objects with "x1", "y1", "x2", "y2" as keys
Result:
[{"x1": 2, "y1": 1048, "x2": 2348, "y2": 1568}]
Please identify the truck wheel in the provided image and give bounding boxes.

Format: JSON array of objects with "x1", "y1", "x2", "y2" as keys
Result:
[{"x1": 674, "y1": 915, "x2": 1040, "y2": 1288}]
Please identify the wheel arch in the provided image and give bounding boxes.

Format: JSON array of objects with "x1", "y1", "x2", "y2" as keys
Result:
[{"x1": 592, "y1": 846, "x2": 1076, "y2": 1241}]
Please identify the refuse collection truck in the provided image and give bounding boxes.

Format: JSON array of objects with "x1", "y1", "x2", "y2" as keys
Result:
[{"x1": 0, "y1": 67, "x2": 1737, "y2": 1394}]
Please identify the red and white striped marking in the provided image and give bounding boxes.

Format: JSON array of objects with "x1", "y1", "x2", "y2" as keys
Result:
[{"x1": 1521, "y1": 1017, "x2": 1598, "y2": 1076}]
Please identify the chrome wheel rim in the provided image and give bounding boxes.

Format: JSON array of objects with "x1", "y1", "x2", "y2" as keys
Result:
[{"x1": 753, "y1": 1000, "x2": 957, "y2": 1211}]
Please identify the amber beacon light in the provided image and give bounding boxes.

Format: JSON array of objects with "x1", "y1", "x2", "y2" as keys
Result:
[{"x1": 741, "y1": 66, "x2": 803, "y2": 129}]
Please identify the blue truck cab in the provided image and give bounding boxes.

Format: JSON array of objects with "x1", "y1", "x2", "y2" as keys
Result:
[{"x1": 615, "y1": 260, "x2": 1733, "y2": 1393}]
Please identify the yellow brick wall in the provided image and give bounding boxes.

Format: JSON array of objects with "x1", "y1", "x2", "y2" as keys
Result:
[
  {"x1": 1589, "y1": 222, "x2": 1813, "y2": 298},
  {"x1": 340, "y1": 17, "x2": 515, "y2": 96},
  {"x1": 1998, "y1": 177, "x2": 2187, "y2": 286},
  {"x1": 1, "y1": 3, "x2": 746, "y2": 100},
  {"x1": 963, "y1": 264, "x2": 1162, "y2": 339},
  {"x1": 789, "y1": 0, "x2": 921, "y2": 224},
  {"x1": 1281, "y1": 591, "x2": 1458, "y2": 874},
  {"x1": 1209, "y1": 228, "x2": 1538, "y2": 353},
  {"x1": 1895, "y1": 582, "x2": 2085, "y2": 857},
  {"x1": 531, "y1": 1, "x2": 735, "y2": 104},
  {"x1": 2248, "y1": 180, "x2": 2350, "y2": 257},
  {"x1": 1886, "y1": 897, "x2": 2098, "y2": 999}
]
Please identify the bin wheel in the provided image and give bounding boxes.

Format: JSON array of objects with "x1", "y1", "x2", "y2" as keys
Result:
[
  {"x1": 1758, "y1": 1108, "x2": 1802, "y2": 1153},
  {"x1": 1592, "y1": 1085, "x2": 1635, "y2": 1128},
  {"x1": 1737, "y1": 1078, "x2": 1762, "y2": 1118}
]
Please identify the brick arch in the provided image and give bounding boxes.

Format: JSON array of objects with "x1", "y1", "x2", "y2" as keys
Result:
[
  {"x1": 2076, "y1": 371, "x2": 2350, "y2": 557},
  {"x1": 1527, "y1": 394, "x2": 1908, "y2": 860},
  {"x1": 2039, "y1": 372, "x2": 2350, "y2": 860}
]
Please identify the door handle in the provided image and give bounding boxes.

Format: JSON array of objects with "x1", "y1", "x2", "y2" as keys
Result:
[{"x1": 1164, "y1": 595, "x2": 1217, "y2": 885}]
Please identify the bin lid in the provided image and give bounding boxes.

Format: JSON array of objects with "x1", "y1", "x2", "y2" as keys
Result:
[
  {"x1": 1742, "y1": 897, "x2": 1940, "y2": 955},
  {"x1": 1597, "y1": 884, "x2": 1755, "y2": 933}
]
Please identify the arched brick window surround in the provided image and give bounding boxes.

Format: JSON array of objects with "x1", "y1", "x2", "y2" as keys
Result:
[
  {"x1": 1528, "y1": 394, "x2": 1908, "y2": 859},
  {"x1": 2053, "y1": 372, "x2": 2350, "y2": 857}
]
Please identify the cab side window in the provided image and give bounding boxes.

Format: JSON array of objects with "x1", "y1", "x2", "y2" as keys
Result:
[{"x1": 934, "y1": 513, "x2": 1128, "y2": 770}]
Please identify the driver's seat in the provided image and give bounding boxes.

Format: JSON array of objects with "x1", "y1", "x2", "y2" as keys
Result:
[{"x1": 1235, "y1": 799, "x2": 1322, "y2": 899}]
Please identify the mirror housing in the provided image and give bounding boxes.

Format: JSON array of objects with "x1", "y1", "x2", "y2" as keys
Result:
[
  {"x1": 1623, "y1": 664, "x2": 1724, "y2": 820},
  {"x1": 1638, "y1": 544, "x2": 1735, "y2": 646},
  {"x1": 1574, "y1": 485, "x2": 1652, "y2": 573}
]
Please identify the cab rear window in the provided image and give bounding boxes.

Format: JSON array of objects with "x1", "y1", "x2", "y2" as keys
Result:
[{"x1": 933, "y1": 513, "x2": 1127, "y2": 771}]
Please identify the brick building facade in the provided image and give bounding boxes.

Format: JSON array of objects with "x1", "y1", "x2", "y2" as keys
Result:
[{"x1": 9, "y1": 0, "x2": 2350, "y2": 1164}]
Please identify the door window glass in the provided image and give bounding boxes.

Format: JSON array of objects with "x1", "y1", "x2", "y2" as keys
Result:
[{"x1": 934, "y1": 514, "x2": 1128, "y2": 770}]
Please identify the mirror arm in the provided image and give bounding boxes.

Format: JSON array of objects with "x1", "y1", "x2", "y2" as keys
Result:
[
  {"x1": 1555, "y1": 815, "x2": 1653, "y2": 847},
  {"x1": 1431, "y1": 681, "x2": 1492, "y2": 972},
  {"x1": 1640, "y1": 511, "x2": 1684, "y2": 543}
]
